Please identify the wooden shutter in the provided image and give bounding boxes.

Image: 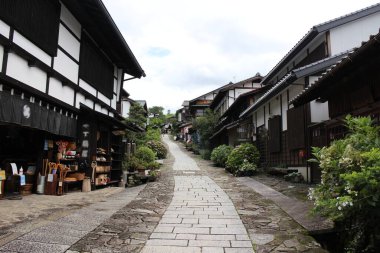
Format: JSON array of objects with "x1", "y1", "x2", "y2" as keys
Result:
[
  {"x1": 287, "y1": 106, "x2": 305, "y2": 150},
  {"x1": 80, "y1": 33, "x2": 114, "y2": 99},
  {"x1": 0, "y1": 0, "x2": 60, "y2": 56},
  {"x1": 268, "y1": 115, "x2": 281, "y2": 153}
]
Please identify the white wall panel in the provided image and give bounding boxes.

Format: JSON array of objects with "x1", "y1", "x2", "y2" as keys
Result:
[
  {"x1": 54, "y1": 49, "x2": 78, "y2": 83},
  {"x1": 75, "y1": 92, "x2": 85, "y2": 109},
  {"x1": 288, "y1": 84, "x2": 304, "y2": 102},
  {"x1": 79, "y1": 79, "x2": 96, "y2": 97},
  {"x1": 6, "y1": 53, "x2": 47, "y2": 92},
  {"x1": 0, "y1": 45, "x2": 3, "y2": 71},
  {"x1": 310, "y1": 100, "x2": 329, "y2": 123},
  {"x1": 112, "y1": 95, "x2": 117, "y2": 110},
  {"x1": 13, "y1": 31, "x2": 51, "y2": 65},
  {"x1": 122, "y1": 100, "x2": 130, "y2": 118},
  {"x1": 265, "y1": 104, "x2": 270, "y2": 128},
  {"x1": 235, "y1": 88, "x2": 250, "y2": 98},
  {"x1": 0, "y1": 19, "x2": 10, "y2": 38},
  {"x1": 95, "y1": 103, "x2": 102, "y2": 112},
  {"x1": 281, "y1": 92, "x2": 288, "y2": 131},
  {"x1": 116, "y1": 69, "x2": 123, "y2": 100},
  {"x1": 101, "y1": 108, "x2": 108, "y2": 115},
  {"x1": 58, "y1": 24, "x2": 80, "y2": 61},
  {"x1": 84, "y1": 98, "x2": 94, "y2": 109},
  {"x1": 256, "y1": 107, "x2": 265, "y2": 127},
  {"x1": 60, "y1": 4, "x2": 81, "y2": 39},
  {"x1": 113, "y1": 79, "x2": 117, "y2": 93},
  {"x1": 270, "y1": 96, "x2": 281, "y2": 116},
  {"x1": 97, "y1": 92, "x2": 111, "y2": 106},
  {"x1": 330, "y1": 13, "x2": 380, "y2": 55},
  {"x1": 48, "y1": 77, "x2": 75, "y2": 106},
  {"x1": 109, "y1": 112, "x2": 114, "y2": 118}
]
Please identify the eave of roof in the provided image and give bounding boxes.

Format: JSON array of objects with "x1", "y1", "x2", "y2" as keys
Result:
[
  {"x1": 220, "y1": 86, "x2": 270, "y2": 119},
  {"x1": 239, "y1": 51, "x2": 350, "y2": 118},
  {"x1": 61, "y1": 0, "x2": 145, "y2": 78},
  {"x1": 291, "y1": 31, "x2": 380, "y2": 106},
  {"x1": 209, "y1": 75, "x2": 263, "y2": 109},
  {"x1": 261, "y1": 3, "x2": 380, "y2": 85}
]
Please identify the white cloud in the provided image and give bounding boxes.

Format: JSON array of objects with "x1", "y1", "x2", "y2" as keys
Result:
[{"x1": 103, "y1": 0, "x2": 380, "y2": 113}]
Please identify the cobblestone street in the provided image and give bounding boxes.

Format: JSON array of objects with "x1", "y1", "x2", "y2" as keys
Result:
[{"x1": 0, "y1": 135, "x2": 325, "y2": 252}]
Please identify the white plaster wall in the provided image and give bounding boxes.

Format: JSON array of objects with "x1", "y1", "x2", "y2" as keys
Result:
[
  {"x1": 97, "y1": 92, "x2": 111, "y2": 106},
  {"x1": 95, "y1": 103, "x2": 102, "y2": 112},
  {"x1": 330, "y1": 12, "x2": 380, "y2": 55},
  {"x1": 0, "y1": 45, "x2": 3, "y2": 71},
  {"x1": 13, "y1": 31, "x2": 51, "y2": 65},
  {"x1": 6, "y1": 53, "x2": 47, "y2": 92},
  {"x1": 288, "y1": 84, "x2": 305, "y2": 102},
  {"x1": 54, "y1": 49, "x2": 78, "y2": 83},
  {"x1": 101, "y1": 108, "x2": 108, "y2": 115},
  {"x1": 310, "y1": 100, "x2": 329, "y2": 123},
  {"x1": 0, "y1": 19, "x2": 10, "y2": 38},
  {"x1": 109, "y1": 112, "x2": 114, "y2": 118},
  {"x1": 111, "y1": 95, "x2": 117, "y2": 110},
  {"x1": 58, "y1": 24, "x2": 80, "y2": 61},
  {"x1": 265, "y1": 104, "x2": 270, "y2": 128},
  {"x1": 228, "y1": 97, "x2": 234, "y2": 109},
  {"x1": 256, "y1": 106, "x2": 265, "y2": 127},
  {"x1": 114, "y1": 65, "x2": 117, "y2": 78},
  {"x1": 122, "y1": 100, "x2": 131, "y2": 118},
  {"x1": 79, "y1": 79, "x2": 96, "y2": 97},
  {"x1": 60, "y1": 4, "x2": 81, "y2": 39},
  {"x1": 75, "y1": 93, "x2": 94, "y2": 109},
  {"x1": 281, "y1": 92, "x2": 288, "y2": 131},
  {"x1": 48, "y1": 77, "x2": 75, "y2": 106},
  {"x1": 75, "y1": 93, "x2": 85, "y2": 109},
  {"x1": 116, "y1": 69, "x2": 123, "y2": 101},
  {"x1": 235, "y1": 88, "x2": 251, "y2": 98},
  {"x1": 113, "y1": 79, "x2": 117, "y2": 93},
  {"x1": 205, "y1": 93, "x2": 214, "y2": 100},
  {"x1": 270, "y1": 96, "x2": 281, "y2": 116}
]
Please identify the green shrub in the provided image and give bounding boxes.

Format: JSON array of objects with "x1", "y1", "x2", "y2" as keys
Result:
[
  {"x1": 226, "y1": 143, "x2": 260, "y2": 175},
  {"x1": 309, "y1": 115, "x2": 380, "y2": 252},
  {"x1": 126, "y1": 156, "x2": 145, "y2": 171},
  {"x1": 235, "y1": 162, "x2": 257, "y2": 177},
  {"x1": 146, "y1": 140, "x2": 167, "y2": 159},
  {"x1": 200, "y1": 149, "x2": 211, "y2": 160},
  {"x1": 211, "y1": 145, "x2": 233, "y2": 167},
  {"x1": 135, "y1": 146, "x2": 156, "y2": 164},
  {"x1": 146, "y1": 161, "x2": 160, "y2": 170},
  {"x1": 145, "y1": 128, "x2": 161, "y2": 142}
]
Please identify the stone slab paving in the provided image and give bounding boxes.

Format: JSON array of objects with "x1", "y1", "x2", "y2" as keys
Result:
[
  {"x1": 237, "y1": 177, "x2": 334, "y2": 233},
  {"x1": 140, "y1": 175, "x2": 254, "y2": 253},
  {"x1": 163, "y1": 135, "x2": 200, "y2": 171},
  {"x1": 0, "y1": 185, "x2": 145, "y2": 253}
]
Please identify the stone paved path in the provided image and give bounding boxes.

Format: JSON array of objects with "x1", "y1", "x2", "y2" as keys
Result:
[
  {"x1": 141, "y1": 136, "x2": 254, "y2": 253},
  {"x1": 0, "y1": 185, "x2": 145, "y2": 253}
]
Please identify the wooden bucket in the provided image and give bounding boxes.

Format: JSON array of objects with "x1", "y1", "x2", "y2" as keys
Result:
[
  {"x1": 44, "y1": 174, "x2": 58, "y2": 195},
  {"x1": 82, "y1": 178, "x2": 91, "y2": 192}
]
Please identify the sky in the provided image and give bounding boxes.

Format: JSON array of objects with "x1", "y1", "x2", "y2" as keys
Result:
[{"x1": 102, "y1": 0, "x2": 380, "y2": 114}]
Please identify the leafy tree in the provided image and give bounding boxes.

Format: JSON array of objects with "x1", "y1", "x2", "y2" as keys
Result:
[
  {"x1": 149, "y1": 106, "x2": 166, "y2": 128},
  {"x1": 309, "y1": 115, "x2": 380, "y2": 252},
  {"x1": 192, "y1": 109, "x2": 219, "y2": 151},
  {"x1": 126, "y1": 102, "x2": 147, "y2": 129}
]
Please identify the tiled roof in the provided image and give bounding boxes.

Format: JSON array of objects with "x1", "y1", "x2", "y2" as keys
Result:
[
  {"x1": 239, "y1": 51, "x2": 350, "y2": 118},
  {"x1": 291, "y1": 30, "x2": 380, "y2": 106},
  {"x1": 261, "y1": 3, "x2": 380, "y2": 85}
]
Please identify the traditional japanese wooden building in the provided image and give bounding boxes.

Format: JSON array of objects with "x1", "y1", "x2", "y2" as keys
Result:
[
  {"x1": 210, "y1": 85, "x2": 269, "y2": 149},
  {"x1": 291, "y1": 30, "x2": 380, "y2": 180},
  {"x1": 0, "y1": 0, "x2": 145, "y2": 194},
  {"x1": 239, "y1": 3, "x2": 380, "y2": 182}
]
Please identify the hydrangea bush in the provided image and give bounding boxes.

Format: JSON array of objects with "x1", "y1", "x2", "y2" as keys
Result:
[
  {"x1": 309, "y1": 116, "x2": 380, "y2": 252},
  {"x1": 146, "y1": 140, "x2": 168, "y2": 159},
  {"x1": 226, "y1": 143, "x2": 260, "y2": 176}
]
